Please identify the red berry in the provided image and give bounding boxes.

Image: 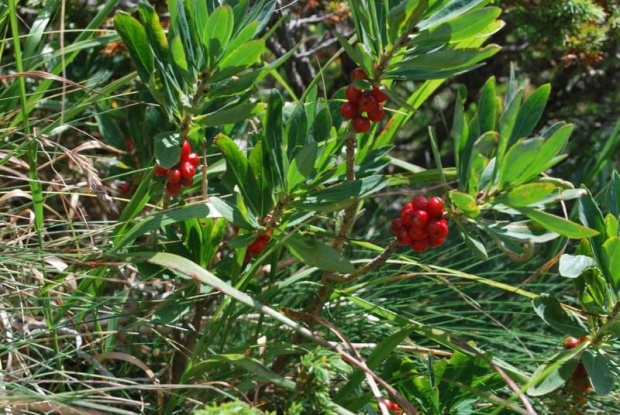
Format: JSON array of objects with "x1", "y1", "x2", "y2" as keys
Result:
[
  {"x1": 427, "y1": 196, "x2": 445, "y2": 218},
  {"x1": 155, "y1": 165, "x2": 168, "y2": 177},
  {"x1": 187, "y1": 153, "x2": 200, "y2": 166},
  {"x1": 358, "y1": 94, "x2": 377, "y2": 113},
  {"x1": 426, "y1": 219, "x2": 449, "y2": 239},
  {"x1": 340, "y1": 102, "x2": 357, "y2": 120},
  {"x1": 401, "y1": 203, "x2": 414, "y2": 214},
  {"x1": 409, "y1": 226, "x2": 428, "y2": 241},
  {"x1": 564, "y1": 337, "x2": 580, "y2": 349},
  {"x1": 401, "y1": 209, "x2": 414, "y2": 227},
  {"x1": 119, "y1": 182, "x2": 131, "y2": 195},
  {"x1": 410, "y1": 210, "x2": 429, "y2": 228},
  {"x1": 166, "y1": 181, "x2": 181, "y2": 196},
  {"x1": 411, "y1": 196, "x2": 428, "y2": 211},
  {"x1": 248, "y1": 237, "x2": 267, "y2": 254},
  {"x1": 367, "y1": 105, "x2": 385, "y2": 122},
  {"x1": 352, "y1": 116, "x2": 370, "y2": 133},
  {"x1": 429, "y1": 236, "x2": 445, "y2": 248},
  {"x1": 396, "y1": 228, "x2": 411, "y2": 246},
  {"x1": 411, "y1": 239, "x2": 429, "y2": 252},
  {"x1": 381, "y1": 399, "x2": 402, "y2": 413},
  {"x1": 350, "y1": 67, "x2": 368, "y2": 81},
  {"x1": 181, "y1": 161, "x2": 196, "y2": 180},
  {"x1": 391, "y1": 218, "x2": 404, "y2": 233},
  {"x1": 372, "y1": 84, "x2": 389, "y2": 103},
  {"x1": 167, "y1": 168, "x2": 181, "y2": 184},
  {"x1": 181, "y1": 140, "x2": 191, "y2": 161},
  {"x1": 181, "y1": 176, "x2": 193, "y2": 186},
  {"x1": 345, "y1": 85, "x2": 362, "y2": 103}
]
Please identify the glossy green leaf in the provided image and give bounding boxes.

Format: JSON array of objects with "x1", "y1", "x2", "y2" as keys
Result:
[
  {"x1": 333, "y1": 31, "x2": 365, "y2": 70},
  {"x1": 503, "y1": 182, "x2": 558, "y2": 207},
  {"x1": 114, "y1": 12, "x2": 153, "y2": 84},
  {"x1": 605, "y1": 214, "x2": 619, "y2": 238},
  {"x1": 417, "y1": 0, "x2": 488, "y2": 30},
  {"x1": 211, "y1": 39, "x2": 265, "y2": 83},
  {"x1": 508, "y1": 84, "x2": 550, "y2": 145},
  {"x1": 498, "y1": 137, "x2": 544, "y2": 188},
  {"x1": 170, "y1": 36, "x2": 188, "y2": 74},
  {"x1": 286, "y1": 104, "x2": 308, "y2": 158},
  {"x1": 248, "y1": 140, "x2": 273, "y2": 217},
  {"x1": 583, "y1": 349, "x2": 615, "y2": 395},
  {"x1": 477, "y1": 76, "x2": 496, "y2": 133},
  {"x1": 608, "y1": 171, "x2": 620, "y2": 217},
  {"x1": 527, "y1": 358, "x2": 578, "y2": 397},
  {"x1": 292, "y1": 176, "x2": 387, "y2": 211},
  {"x1": 203, "y1": 5, "x2": 234, "y2": 68},
  {"x1": 516, "y1": 124, "x2": 574, "y2": 184},
  {"x1": 414, "y1": 7, "x2": 501, "y2": 46},
  {"x1": 210, "y1": 196, "x2": 258, "y2": 230},
  {"x1": 558, "y1": 254, "x2": 598, "y2": 278},
  {"x1": 138, "y1": 0, "x2": 169, "y2": 62},
  {"x1": 532, "y1": 294, "x2": 588, "y2": 336},
  {"x1": 395, "y1": 45, "x2": 501, "y2": 71},
  {"x1": 293, "y1": 142, "x2": 317, "y2": 178},
  {"x1": 284, "y1": 234, "x2": 355, "y2": 274},
  {"x1": 265, "y1": 90, "x2": 286, "y2": 191},
  {"x1": 195, "y1": 102, "x2": 265, "y2": 127},
  {"x1": 154, "y1": 131, "x2": 180, "y2": 169},
  {"x1": 485, "y1": 220, "x2": 559, "y2": 243},
  {"x1": 578, "y1": 190, "x2": 607, "y2": 265},
  {"x1": 602, "y1": 237, "x2": 620, "y2": 290},
  {"x1": 497, "y1": 89, "x2": 523, "y2": 163},
  {"x1": 226, "y1": 21, "x2": 260, "y2": 55},
  {"x1": 214, "y1": 133, "x2": 261, "y2": 215},
  {"x1": 387, "y1": 0, "x2": 426, "y2": 44},
  {"x1": 311, "y1": 107, "x2": 332, "y2": 143},
  {"x1": 518, "y1": 207, "x2": 599, "y2": 239}
]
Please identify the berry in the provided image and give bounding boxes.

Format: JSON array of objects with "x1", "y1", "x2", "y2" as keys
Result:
[
  {"x1": 391, "y1": 218, "x2": 404, "y2": 233},
  {"x1": 167, "y1": 168, "x2": 181, "y2": 184},
  {"x1": 563, "y1": 337, "x2": 580, "y2": 349},
  {"x1": 401, "y1": 208, "x2": 414, "y2": 227},
  {"x1": 119, "y1": 182, "x2": 131, "y2": 195},
  {"x1": 358, "y1": 94, "x2": 377, "y2": 113},
  {"x1": 427, "y1": 196, "x2": 445, "y2": 218},
  {"x1": 367, "y1": 105, "x2": 385, "y2": 122},
  {"x1": 381, "y1": 399, "x2": 402, "y2": 413},
  {"x1": 408, "y1": 226, "x2": 428, "y2": 241},
  {"x1": 181, "y1": 176, "x2": 193, "y2": 186},
  {"x1": 372, "y1": 84, "x2": 389, "y2": 103},
  {"x1": 187, "y1": 153, "x2": 200, "y2": 166},
  {"x1": 411, "y1": 196, "x2": 428, "y2": 211},
  {"x1": 396, "y1": 228, "x2": 411, "y2": 246},
  {"x1": 166, "y1": 181, "x2": 181, "y2": 196},
  {"x1": 353, "y1": 116, "x2": 370, "y2": 133},
  {"x1": 181, "y1": 161, "x2": 196, "y2": 180},
  {"x1": 428, "y1": 236, "x2": 445, "y2": 248},
  {"x1": 155, "y1": 165, "x2": 168, "y2": 177},
  {"x1": 340, "y1": 102, "x2": 357, "y2": 120},
  {"x1": 426, "y1": 219, "x2": 449, "y2": 239},
  {"x1": 345, "y1": 85, "x2": 362, "y2": 103},
  {"x1": 350, "y1": 67, "x2": 368, "y2": 81},
  {"x1": 411, "y1": 239, "x2": 429, "y2": 252},
  {"x1": 410, "y1": 210, "x2": 429, "y2": 228},
  {"x1": 181, "y1": 140, "x2": 191, "y2": 161}
]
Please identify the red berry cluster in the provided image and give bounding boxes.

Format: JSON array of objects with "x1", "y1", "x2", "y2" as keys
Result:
[
  {"x1": 340, "y1": 68, "x2": 388, "y2": 133},
  {"x1": 391, "y1": 196, "x2": 449, "y2": 252},
  {"x1": 155, "y1": 140, "x2": 200, "y2": 196},
  {"x1": 246, "y1": 229, "x2": 273, "y2": 257}
]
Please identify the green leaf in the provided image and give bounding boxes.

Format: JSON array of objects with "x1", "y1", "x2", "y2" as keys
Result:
[
  {"x1": 114, "y1": 12, "x2": 153, "y2": 84},
  {"x1": 248, "y1": 141, "x2": 273, "y2": 217},
  {"x1": 414, "y1": 7, "x2": 501, "y2": 47},
  {"x1": 527, "y1": 358, "x2": 578, "y2": 396},
  {"x1": 394, "y1": 45, "x2": 501, "y2": 71},
  {"x1": 286, "y1": 104, "x2": 308, "y2": 159},
  {"x1": 265, "y1": 90, "x2": 286, "y2": 192},
  {"x1": 517, "y1": 207, "x2": 599, "y2": 239},
  {"x1": 292, "y1": 176, "x2": 388, "y2": 211},
  {"x1": 211, "y1": 39, "x2": 265, "y2": 83},
  {"x1": 138, "y1": 0, "x2": 169, "y2": 62},
  {"x1": 154, "y1": 131, "x2": 180, "y2": 169},
  {"x1": 417, "y1": 0, "x2": 488, "y2": 30},
  {"x1": 486, "y1": 220, "x2": 559, "y2": 244},
  {"x1": 195, "y1": 102, "x2": 265, "y2": 127},
  {"x1": 503, "y1": 182, "x2": 558, "y2": 207},
  {"x1": 203, "y1": 5, "x2": 234, "y2": 69},
  {"x1": 477, "y1": 76, "x2": 496, "y2": 134},
  {"x1": 387, "y1": 0, "x2": 426, "y2": 44},
  {"x1": 226, "y1": 21, "x2": 260, "y2": 55},
  {"x1": 311, "y1": 107, "x2": 332, "y2": 142},
  {"x1": 293, "y1": 142, "x2": 318, "y2": 178},
  {"x1": 508, "y1": 84, "x2": 550, "y2": 146},
  {"x1": 558, "y1": 254, "x2": 598, "y2": 278},
  {"x1": 284, "y1": 234, "x2": 355, "y2": 274},
  {"x1": 583, "y1": 349, "x2": 615, "y2": 395},
  {"x1": 606, "y1": 214, "x2": 619, "y2": 238},
  {"x1": 449, "y1": 191, "x2": 480, "y2": 217},
  {"x1": 210, "y1": 196, "x2": 258, "y2": 230},
  {"x1": 516, "y1": 124, "x2": 574, "y2": 184},
  {"x1": 170, "y1": 36, "x2": 189, "y2": 74},
  {"x1": 498, "y1": 137, "x2": 544, "y2": 188},
  {"x1": 228, "y1": 234, "x2": 259, "y2": 249},
  {"x1": 578, "y1": 190, "x2": 607, "y2": 265},
  {"x1": 602, "y1": 237, "x2": 620, "y2": 290},
  {"x1": 497, "y1": 89, "x2": 523, "y2": 163},
  {"x1": 333, "y1": 31, "x2": 365, "y2": 70},
  {"x1": 608, "y1": 171, "x2": 620, "y2": 217},
  {"x1": 532, "y1": 294, "x2": 588, "y2": 337},
  {"x1": 214, "y1": 133, "x2": 261, "y2": 215}
]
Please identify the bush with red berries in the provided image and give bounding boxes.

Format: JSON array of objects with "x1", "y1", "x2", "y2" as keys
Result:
[
  {"x1": 340, "y1": 67, "x2": 389, "y2": 133},
  {"x1": 155, "y1": 140, "x2": 200, "y2": 196},
  {"x1": 391, "y1": 196, "x2": 449, "y2": 252}
]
